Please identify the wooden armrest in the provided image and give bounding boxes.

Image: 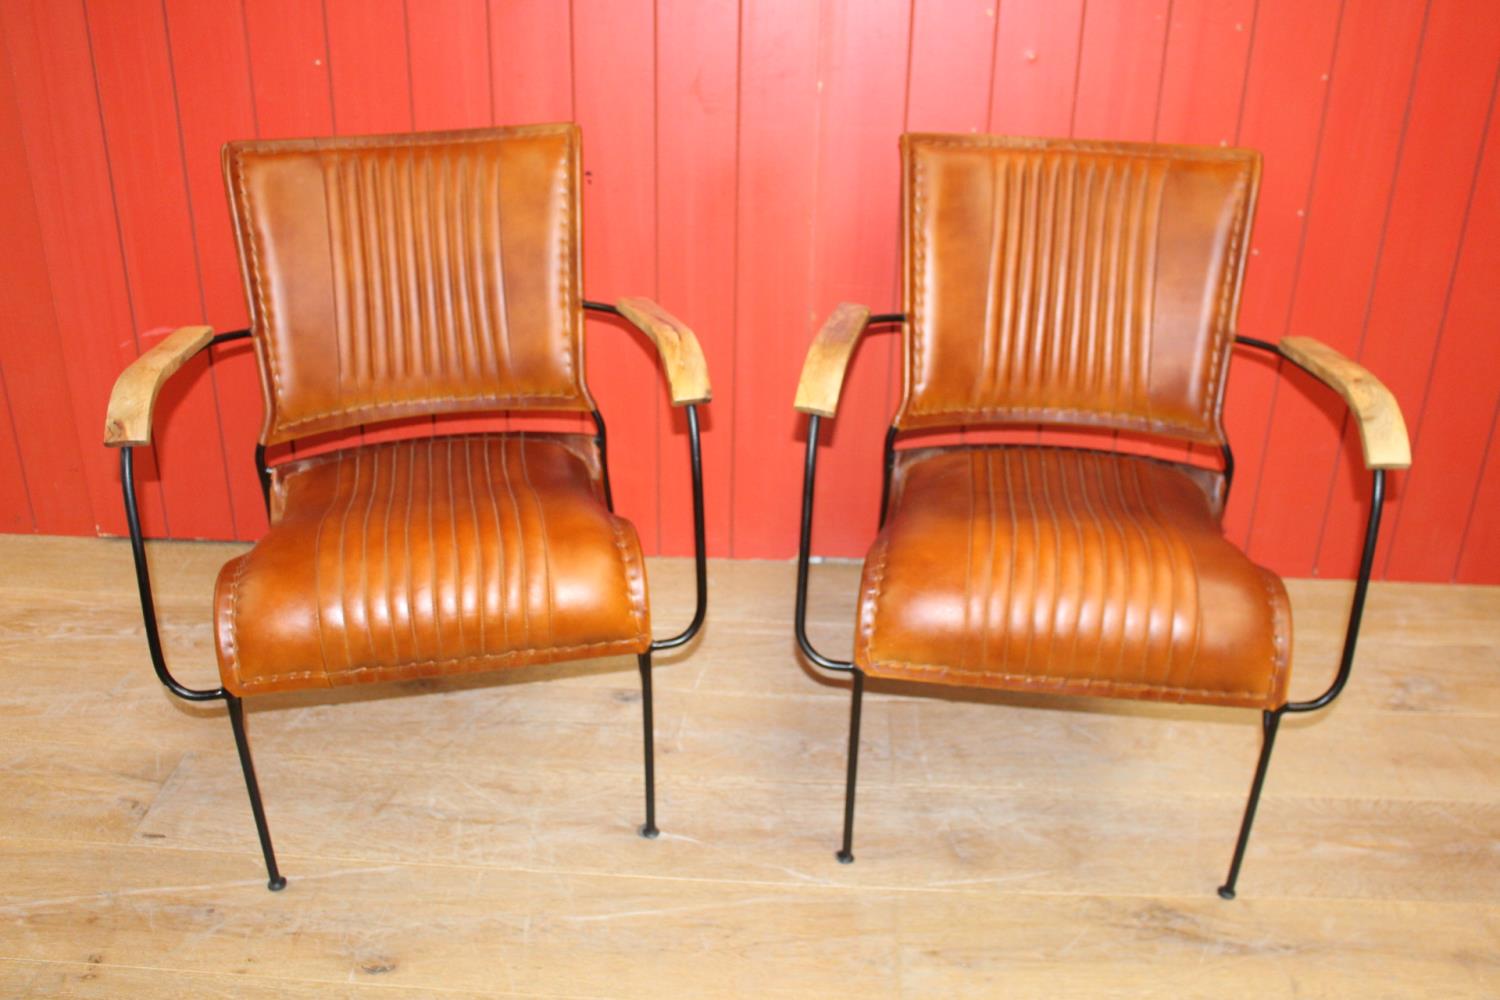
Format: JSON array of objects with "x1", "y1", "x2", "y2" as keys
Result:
[
  {"x1": 614, "y1": 297, "x2": 712, "y2": 406},
  {"x1": 794, "y1": 303, "x2": 872, "y2": 417},
  {"x1": 1280, "y1": 335, "x2": 1411, "y2": 470},
  {"x1": 103, "y1": 326, "x2": 215, "y2": 447}
]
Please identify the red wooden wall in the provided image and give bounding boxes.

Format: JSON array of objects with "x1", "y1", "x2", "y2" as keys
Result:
[{"x1": 1, "y1": 0, "x2": 1497, "y2": 583}]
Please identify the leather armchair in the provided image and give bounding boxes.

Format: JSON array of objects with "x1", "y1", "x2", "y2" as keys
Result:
[
  {"x1": 793, "y1": 133, "x2": 1410, "y2": 898},
  {"x1": 104, "y1": 125, "x2": 710, "y2": 890}
]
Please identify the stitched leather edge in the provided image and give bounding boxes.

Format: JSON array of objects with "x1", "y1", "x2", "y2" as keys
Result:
[{"x1": 232, "y1": 636, "x2": 652, "y2": 694}]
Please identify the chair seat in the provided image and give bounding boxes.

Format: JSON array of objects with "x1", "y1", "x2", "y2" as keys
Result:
[
  {"x1": 854, "y1": 447, "x2": 1291, "y2": 709},
  {"x1": 215, "y1": 434, "x2": 651, "y2": 696}
]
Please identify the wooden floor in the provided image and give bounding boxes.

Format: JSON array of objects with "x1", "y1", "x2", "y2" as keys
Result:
[{"x1": 0, "y1": 535, "x2": 1497, "y2": 997}]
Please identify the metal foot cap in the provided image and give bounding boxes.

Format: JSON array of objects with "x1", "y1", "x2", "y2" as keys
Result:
[
  {"x1": 1216, "y1": 885, "x2": 1235, "y2": 901},
  {"x1": 836, "y1": 850, "x2": 854, "y2": 865},
  {"x1": 268, "y1": 876, "x2": 288, "y2": 892},
  {"x1": 639, "y1": 824, "x2": 659, "y2": 839}
]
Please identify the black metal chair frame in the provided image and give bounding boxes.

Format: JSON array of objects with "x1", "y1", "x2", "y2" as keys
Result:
[
  {"x1": 121, "y1": 301, "x2": 707, "y2": 891},
  {"x1": 794, "y1": 320, "x2": 1386, "y2": 899}
]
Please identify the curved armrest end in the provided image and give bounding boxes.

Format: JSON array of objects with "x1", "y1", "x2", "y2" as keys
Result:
[
  {"x1": 615, "y1": 297, "x2": 712, "y2": 406},
  {"x1": 104, "y1": 326, "x2": 216, "y2": 447},
  {"x1": 1280, "y1": 336, "x2": 1412, "y2": 470},
  {"x1": 794, "y1": 303, "x2": 872, "y2": 417}
]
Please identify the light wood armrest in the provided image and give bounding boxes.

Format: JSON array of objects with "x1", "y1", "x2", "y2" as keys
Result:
[
  {"x1": 614, "y1": 298, "x2": 712, "y2": 406},
  {"x1": 794, "y1": 303, "x2": 872, "y2": 417},
  {"x1": 103, "y1": 326, "x2": 215, "y2": 447},
  {"x1": 1280, "y1": 335, "x2": 1411, "y2": 470}
]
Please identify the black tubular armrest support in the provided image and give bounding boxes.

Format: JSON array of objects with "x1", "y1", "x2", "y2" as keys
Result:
[
  {"x1": 795, "y1": 415, "x2": 855, "y2": 673},
  {"x1": 651, "y1": 404, "x2": 708, "y2": 650},
  {"x1": 583, "y1": 300, "x2": 706, "y2": 650},
  {"x1": 119, "y1": 446, "x2": 226, "y2": 702},
  {"x1": 1234, "y1": 333, "x2": 1387, "y2": 713}
]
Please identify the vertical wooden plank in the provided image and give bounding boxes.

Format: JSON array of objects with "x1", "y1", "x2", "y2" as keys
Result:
[
  {"x1": 0, "y1": 0, "x2": 167, "y2": 537},
  {"x1": 163, "y1": 0, "x2": 269, "y2": 540},
  {"x1": 1069, "y1": 0, "x2": 1171, "y2": 141},
  {"x1": 85, "y1": 0, "x2": 239, "y2": 540},
  {"x1": 804, "y1": 0, "x2": 911, "y2": 559},
  {"x1": 733, "y1": 0, "x2": 821, "y2": 558},
  {"x1": 1316, "y1": 2, "x2": 1500, "y2": 580},
  {"x1": 906, "y1": 0, "x2": 996, "y2": 135},
  {"x1": 1455, "y1": 404, "x2": 1500, "y2": 585},
  {"x1": 1153, "y1": 0, "x2": 1254, "y2": 147},
  {"x1": 409, "y1": 0, "x2": 490, "y2": 131},
  {"x1": 1385, "y1": 77, "x2": 1500, "y2": 582},
  {"x1": 323, "y1": 0, "x2": 411, "y2": 137},
  {"x1": 989, "y1": 0, "x2": 1085, "y2": 137},
  {"x1": 0, "y1": 25, "x2": 92, "y2": 533},
  {"x1": 489, "y1": 0, "x2": 572, "y2": 125},
  {"x1": 1220, "y1": 0, "x2": 1341, "y2": 550},
  {"x1": 0, "y1": 373, "x2": 34, "y2": 532},
  {"x1": 1245, "y1": 2, "x2": 1427, "y2": 578},
  {"x1": 655, "y1": 0, "x2": 738, "y2": 557},
  {"x1": 572, "y1": 0, "x2": 660, "y2": 553},
  {"x1": 241, "y1": 0, "x2": 334, "y2": 139}
]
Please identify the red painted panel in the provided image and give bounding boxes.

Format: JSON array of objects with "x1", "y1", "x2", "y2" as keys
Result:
[
  {"x1": 0, "y1": 375, "x2": 33, "y2": 531},
  {"x1": 655, "y1": 0, "x2": 738, "y2": 557},
  {"x1": 906, "y1": 0, "x2": 996, "y2": 135},
  {"x1": 1071, "y1": 0, "x2": 1171, "y2": 141},
  {"x1": 1387, "y1": 79, "x2": 1500, "y2": 583},
  {"x1": 1219, "y1": 0, "x2": 1341, "y2": 549},
  {"x1": 489, "y1": 0, "x2": 572, "y2": 124},
  {"x1": 805, "y1": 0, "x2": 911, "y2": 559},
  {"x1": 0, "y1": 31, "x2": 90, "y2": 533},
  {"x1": 733, "y1": 0, "x2": 821, "y2": 558},
  {"x1": 1154, "y1": 0, "x2": 1254, "y2": 147},
  {"x1": 0, "y1": 0, "x2": 166, "y2": 537},
  {"x1": 1318, "y1": 3, "x2": 1500, "y2": 579},
  {"x1": 409, "y1": 0, "x2": 490, "y2": 131},
  {"x1": 573, "y1": 0, "x2": 660, "y2": 553},
  {"x1": 325, "y1": 0, "x2": 411, "y2": 137},
  {"x1": 241, "y1": 0, "x2": 334, "y2": 139},
  {"x1": 1455, "y1": 403, "x2": 1500, "y2": 585},
  {"x1": 989, "y1": 0, "x2": 1085, "y2": 137},
  {"x1": 162, "y1": 0, "x2": 268, "y2": 540},
  {"x1": 86, "y1": 0, "x2": 238, "y2": 540},
  {"x1": 1247, "y1": 3, "x2": 1427, "y2": 577}
]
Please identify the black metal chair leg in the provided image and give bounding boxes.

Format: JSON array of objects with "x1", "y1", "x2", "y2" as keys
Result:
[
  {"x1": 226, "y1": 695, "x2": 287, "y2": 891},
  {"x1": 1218, "y1": 708, "x2": 1284, "y2": 900},
  {"x1": 637, "y1": 652, "x2": 659, "y2": 839},
  {"x1": 836, "y1": 670, "x2": 865, "y2": 864}
]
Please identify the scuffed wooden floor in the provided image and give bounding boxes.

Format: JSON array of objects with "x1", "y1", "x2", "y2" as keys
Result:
[{"x1": 0, "y1": 534, "x2": 1496, "y2": 997}]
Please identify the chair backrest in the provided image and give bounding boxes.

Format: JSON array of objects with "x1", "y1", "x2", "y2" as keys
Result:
[
  {"x1": 223, "y1": 124, "x2": 593, "y2": 446},
  {"x1": 897, "y1": 133, "x2": 1260, "y2": 445}
]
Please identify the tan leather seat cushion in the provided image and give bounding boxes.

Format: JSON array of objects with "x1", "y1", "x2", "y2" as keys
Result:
[
  {"x1": 855, "y1": 447, "x2": 1290, "y2": 709},
  {"x1": 215, "y1": 434, "x2": 650, "y2": 696}
]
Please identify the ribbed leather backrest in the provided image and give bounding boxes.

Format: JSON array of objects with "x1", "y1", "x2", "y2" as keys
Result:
[
  {"x1": 223, "y1": 124, "x2": 592, "y2": 445},
  {"x1": 897, "y1": 134, "x2": 1259, "y2": 444}
]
